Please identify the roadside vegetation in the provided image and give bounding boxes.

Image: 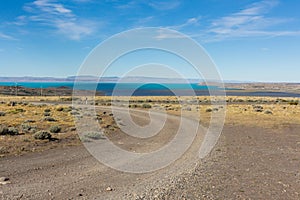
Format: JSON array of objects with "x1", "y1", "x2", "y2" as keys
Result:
[{"x1": 0, "y1": 95, "x2": 299, "y2": 157}]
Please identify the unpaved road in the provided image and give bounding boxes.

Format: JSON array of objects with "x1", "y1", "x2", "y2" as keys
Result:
[
  {"x1": 1, "y1": 106, "x2": 300, "y2": 199},
  {"x1": 0, "y1": 107, "x2": 206, "y2": 199}
]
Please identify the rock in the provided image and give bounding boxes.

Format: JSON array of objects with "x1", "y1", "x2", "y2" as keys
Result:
[
  {"x1": 0, "y1": 177, "x2": 9, "y2": 182},
  {"x1": 0, "y1": 177, "x2": 10, "y2": 185},
  {"x1": 106, "y1": 186, "x2": 113, "y2": 191}
]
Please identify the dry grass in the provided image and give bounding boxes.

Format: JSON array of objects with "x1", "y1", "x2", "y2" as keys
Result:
[{"x1": 0, "y1": 95, "x2": 299, "y2": 157}]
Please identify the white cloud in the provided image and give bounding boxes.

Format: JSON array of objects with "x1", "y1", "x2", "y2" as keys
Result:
[
  {"x1": 237, "y1": 0, "x2": 279, "y2": 15},
  {"x1": 154, "y1": 29, "x2": 186, "y2": 40},
  {"x1": 72, "y1": 0, "x2": 94, "y2": 3},
  {"x1": 203, "y1": 0, "x2": 300, "y2": 42},
  {"x1": 117, "y1": 0, "x2": 181, "y2": 11},
  {"x1": 22, "y1": 0, "x2": 96, "y2": 40},
  {"x1": 136, "y1": 16, "x2": 154, "y2": 25},
  {"x1": 168, "y1": 16, "x2": 201, "y2": 30},
  {"x1": 0, "y1": 32, "x2": 16, "y2": 40},
  {"x1": 55, "y1": 20, "x2": 94, "y2": 40},
  {"x1": 148, "y1": 0, "x2": 181, "y2": 10},
  {"x1": 33, "y1": 0, "x2": 72, "y2": 15}
]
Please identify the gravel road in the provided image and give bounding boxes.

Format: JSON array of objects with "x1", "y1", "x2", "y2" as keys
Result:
[{"x1": 1, "y1": 106, "x2": 299, "y2": 199}]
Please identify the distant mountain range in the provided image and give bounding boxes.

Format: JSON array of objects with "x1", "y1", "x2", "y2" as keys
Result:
[
  {"x1": 0, "y1": 76, "x2": 202, "y2": 83},
  {"x1": 0, "y1": 76, "x2": 246, "y2": 83},
  {"x1": 2, "y1": 76, "x2": 298, "y2": 84}
]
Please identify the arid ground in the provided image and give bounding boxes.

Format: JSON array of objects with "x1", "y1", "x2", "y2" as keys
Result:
[{"x1": 0, "y1": 95, "x2": 299, "y2": 199}]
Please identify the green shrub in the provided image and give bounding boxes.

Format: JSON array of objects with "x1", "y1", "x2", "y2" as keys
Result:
[
  {"x1": 70, "y1": 111, "x2": 80, "y2": 115},
  {"x1": 264, "y1": 110, "x2": 273, "y2": 114},
  {"x1": 69, "y1": 127, "x2": 76, "y2": 131},
  {"x1": 24, "y1": 119, "x2": 35, "y2": 123},
  {"x1": 15, "y1": 108, "x2": 25, "y2": 112},
  {"x1": 130, "y1": 104, "x2": 139, "y2": 108},
  {"x1": 213, "y1": 108, "x2": 219, "y2": 112},
  {"x1": 33, "y1": 131, "x2": 52, "y2": 140},
  {"x1": 56, "y1": 107, "x2": 64, "y2": 111},
  {"x1": 253, "y1": 105, "x2": 264, "y2": 112},
  {"x1": 84, "y1": 132, "x2": 104, "y2": 140},
  {"x1": 44, "y1": 117, "x2": 56, "y2": 122},
  {"x1": 50, "y1": 125, "x2": 61, "y2": 133},
  {"x1": 63, "y1": 107, "x2": 73, "y2": 112},
  {"x1": 9, "y1": 108, "x2": 25, "y2": 114},
  {"x1": 0, "y1": 125, "x2": 19, "y2": 135},
  {"x1": 289, "y1": 101, "x2": 298, "y2": 105},
  {"x1": 8, "y1": 127, "x2": 19, "y2": 135},
  {"x1": 21, "y1": 123, "x2": 32, "y2": 132},
  {"x1": 206, "y1": 108, "x2": 213, "y2": 112},
  {"x1": 44, "y1": 112, "x2": 51, "y2": 116},
  {"x1": 142, "y1": 103, "x2": 152, "y2": 109}
]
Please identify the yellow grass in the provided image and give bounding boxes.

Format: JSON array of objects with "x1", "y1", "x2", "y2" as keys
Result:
[{"x1": 0, "y1": 95, "x2": 299, "y2": 156}]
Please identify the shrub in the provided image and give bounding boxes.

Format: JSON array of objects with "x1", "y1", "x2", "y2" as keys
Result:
[
  {"x1": 9, "y1": 108, "x2": 25, "y2": 114},
  {"x1": 0, "y1": 111, "x2": 6, "y2": 116},
  {"x1": 142, "y1": 103, "x2": 152, "y2": 109},
  {"x1": 289, "y1": 101, "x2": 299, "y2": 105},
  {"x1": 44, "y1": 108, "x2": 51, "y2": 112},
  {"x1": 213, "y1": 108, "x2": 219, "y2": 112},
  {"x1": 60, "y1": 97, "x2": 73, "y2": 101},
  {"x1": 69, "y1": 127, "x2": 76, "y2": 131},
  {"x1": 33, "y1": 131, "x2": 52, "y2": 140},
  {"x1": 254, "y1": 108, "x2": 263, "y2": 112},
  {"x1": 236, "y1": 99, "x2": 244, "y2": 102},
  {"x1": 206, "y1": 108, "x2": 213, "y2": 112},
  {"x1": 63, "y1": 107, "x2": 73, "y2": 112},
  {"x1": 8, "y1": 101, "x2": 16, "y2": 106},
  {"x1": 8, "y1": 127, "x2": 19, "y2": 135},
  {"x1": 44, "y1": 117, "x2": 56, "y2": 122},
  {"x1": 264, "y1": 110, "x2": 273, "y2": 115},
  {"x1": 84, "y1": 132, "x2": 103, "y2": 140},
  {"x1": 0, "y1": 125, "x2": 19, "y2": 135},
  {"x1": 15, "y1": 108, "x2": 25, "y2": 112},
  {"x1": 70, "y1": 111, "x2": 80, "y2": 115},
  {"x1": 44, "y1": 112, "x2": 51, "y2": 116},
  {"x1": 253, "y1": 105, "x2": 264, "y2": 112},
  {"x1": 21, "y1": 102, "x2": 28, "y2": 106},
  {"x1": 21, "y1": 123, "x2": 32, "y2": 132},
  {"x1": 56, "y1": 107, "x2": 64, "y2": 111},
  {"x1": 130, "y1": 104, "x2": 139, "y2": 108},
  {"x1": 24, "y1": 119, "x2": 35, "y2": 123},
  {"x1": 50, "y1": 125, "x2": 61, "y2": 133},
  {"x1": 0, "y1": 125, "x2": 8, "y2": 135}
]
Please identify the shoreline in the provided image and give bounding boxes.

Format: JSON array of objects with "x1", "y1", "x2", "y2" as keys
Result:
[{"x1": 1, "y1": 84, "x2": 300, "y2": 97}]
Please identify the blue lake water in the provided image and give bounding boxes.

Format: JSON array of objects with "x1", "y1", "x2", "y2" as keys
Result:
[
  {"x1": 1, "y1": 82, "x2": 299, "y2": 97},
  {"x1": 0, "y1": 82, "x2": 221, "y2": 96}
]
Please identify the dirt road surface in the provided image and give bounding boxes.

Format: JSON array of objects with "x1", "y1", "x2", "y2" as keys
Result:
[{"x1": 0, "y1": 106, "x2": 299, "y2": 199}]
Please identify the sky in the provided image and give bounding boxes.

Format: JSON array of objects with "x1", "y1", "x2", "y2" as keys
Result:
[{"x1": 0, "y1": 0, "x2": 300, "y2": 82}]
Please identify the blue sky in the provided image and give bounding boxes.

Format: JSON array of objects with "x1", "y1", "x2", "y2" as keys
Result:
[{"x1": 0, "y1": 0, "x2": 300, "y2": 82}]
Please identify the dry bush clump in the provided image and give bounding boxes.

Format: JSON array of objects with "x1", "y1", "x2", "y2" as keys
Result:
[{"x1": 33, "y1": 131, "x2": 52, "y2": 140}]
